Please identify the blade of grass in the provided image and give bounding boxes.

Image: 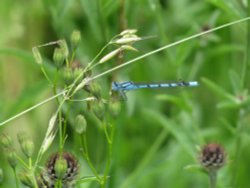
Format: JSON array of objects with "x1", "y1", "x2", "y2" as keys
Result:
[{"x1": 120, "y1": 129, "x2": 168, "y2": 188}]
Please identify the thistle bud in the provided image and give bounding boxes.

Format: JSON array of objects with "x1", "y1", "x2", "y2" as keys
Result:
[
  {"x1": 70, "y1": 30, "x2": 81, "y2": 49},
  {"x1": 199, "y1": 143, "x2": 226, "y2": 171},
  {"x1": 54, "y1": 156, "x2": 68, "y2": 180},
  {"x1": 45, "y1": 152, "x2": 79, "y2": 184},
  {"x1": 74, "y1": 114, "x2": 87, "y2": 134},
  {"x1": 7, "y1": 150, "x2": 17, "y2": 169},
  {"x1": 53, "y1": 47, "x2": 65, "y2": 68},
  {"x1": 19, "y1": 171, "x2": 35, "y2": 188},
  {"x1": 0, "y1": 134, "x2": 12, "y2": 148}
]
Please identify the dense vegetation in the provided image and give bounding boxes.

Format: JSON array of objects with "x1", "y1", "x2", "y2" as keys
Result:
[{"x1": 0, "y1": 0, "x2": 250, "y2": 187}]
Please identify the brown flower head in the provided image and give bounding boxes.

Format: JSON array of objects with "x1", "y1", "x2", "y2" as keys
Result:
[
  {"x1": 38, "y1": 152, "x2": 79, "y2": 188},
  {"x1": 199, "y1": 143, "x2": 226, "y2": 171}
]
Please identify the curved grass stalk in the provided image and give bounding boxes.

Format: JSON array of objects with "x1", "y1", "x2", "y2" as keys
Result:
[
  {"x1": 1, "y1": 16, "x2": 250, "y2": 127},
  {"x1": 0, "y1": 91, "x2": 66, "y2": 127}
]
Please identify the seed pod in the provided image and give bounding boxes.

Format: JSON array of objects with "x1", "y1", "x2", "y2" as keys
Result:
[
  {"x1": 199, "y1": 143, "x2": 226, "y2": 171},
  {"x1": 74, "y1": 114, "x2": 87, "y2": 134},
  {"x1": 92, "y1": 101, "x2": 105, "y2": 121},
  {"x1": 17, "y1": 132, "x2": 34, "y2": 158},
  {"x1": 53, "y1": 47, "x2": 65, "y2": 68},
  {"x1": 19, "y1": 171, "x2": 35, "y2": 188},
  {"x1": 17, "y1": 132, "x2": 29, "y2": 145},
  {"x1": 59, "y1": 40, "x2": 69, "y2": 59},
  {"x1": 62, "y1": 67, "x2": 74, "y2": 85},
  {"x1": 88, "y1": 82, "x2": 101, "y2": 99},
  {"x1": 21, "y1": 140, "x2": 34, "y2": 158},
  {"x1": 0, "y1": 134, "x2": 12, "y2": 149},
  {"x1": 70, "y1": 30, "x2": 81, "y2": 49},
  {"x1": 108, "y1": 100, "x2": 121, "y2": 118},
  {"x1": 7, "y1": 149, "x2": 17, "y2": 169}
]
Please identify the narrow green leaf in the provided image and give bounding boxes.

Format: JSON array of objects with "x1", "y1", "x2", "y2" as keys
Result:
[{"x1": 201, "y1": 77, "x2": 235, "y2": 102}]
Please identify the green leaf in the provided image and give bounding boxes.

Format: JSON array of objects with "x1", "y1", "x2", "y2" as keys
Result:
[{"x1": 201, "y1": 77, "x2": 235, "y2": 102}]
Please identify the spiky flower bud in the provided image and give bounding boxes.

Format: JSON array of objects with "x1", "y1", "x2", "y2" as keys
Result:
[
  {"x1": 199, "y1": 143, "x2": 226, "y2": 171},
  {"x1": 53, "y1": 47, "x2": 65, "y2": 68},
  {"x1": 0, "y1": 134, "x2": 12, "y2": 148},
  {"x1": 74, "y1": 114, "x2": 87, "y2": 134},
  {"x1": 0, "y1": 168, "x2": 3, "y2": 184},
  {"x1": 54, "y1": 156, "x2": 68, "y2": 180},
  {"x1": 7, "y1": 150, "x2": 17, "y2": 169},
  {"x1": 40, "y1": 152, "x2": 79, "y2": 186},
  {"x1": 19, "y1": 171, "x2": 35, "y2": 188},
  {"x1": 70, "y1": 30, "x2": 81, "y2": 49}
]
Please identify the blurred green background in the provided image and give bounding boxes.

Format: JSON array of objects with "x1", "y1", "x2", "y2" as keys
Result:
[{"x1": 1, "y1": 0, "x2": 250, "y2": 187}]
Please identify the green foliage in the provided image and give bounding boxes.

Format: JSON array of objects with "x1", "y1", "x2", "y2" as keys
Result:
[{"x1": 0, "y1": 0, "x2": 250, "y2": 188}]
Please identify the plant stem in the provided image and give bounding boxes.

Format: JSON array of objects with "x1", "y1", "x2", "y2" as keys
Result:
[
  {"x1": 80, "y1": 134, "x2": 101, "y2": 183},
  {"x1": 102, "y1": 122, "x2": 113, "y2": 187},
  {"x1": 231, "y1": 109, "x2": 245, "y2": 186},
  {"x1": 13, "y1": 168, "x2": 20, "y2": 188},
  {"x1": 241, "y1": 2, "x2": 250, "y2": 88},
  {"x1": 209, "y1": 170, "x2": 217, "y2": 188}
]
